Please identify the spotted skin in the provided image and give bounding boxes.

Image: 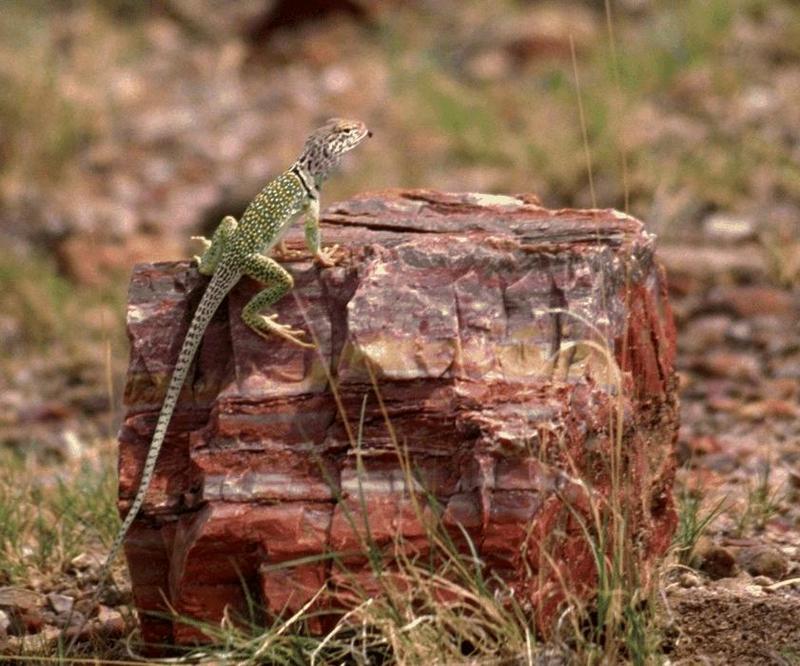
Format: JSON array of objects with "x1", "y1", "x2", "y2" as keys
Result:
[
  {"x1": 194, "y1": 214, "x2": 237, "y2": 275},
  {"x1": 240, "y1": 252, "x2": 306, "y2": 345},
  {"x1": 67, "y1": 119, "x2": 370, "y2": 650}
]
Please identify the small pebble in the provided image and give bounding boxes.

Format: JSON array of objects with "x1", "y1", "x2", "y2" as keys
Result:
[
  {"x1": 703, "y1": 213, "x2": 756, "y2": 243},
  {"x1": 0, "y1": 587, "x2": 44, "y2": 613},
  {"x1": 679, "y1": 571, "x2": 702, "y2": 588},
  {"x1": 752, "y1": 575, "x2": 773, "y2": 586},
  {"x1": 46, "y1": 592, "x2": 74, "y2": 615},
  {"x1": 40, "y1": 610, "x2": 58, "y2": 625},
  {"x1": 65, "y1": 610, "x2": 87, "y2": 628},
  {"x1": 68, "y1": 553, "x2": 98, "y2": 571},
  {"x1": 97, "y1": 605, "x2": 126, "y2": 636}
]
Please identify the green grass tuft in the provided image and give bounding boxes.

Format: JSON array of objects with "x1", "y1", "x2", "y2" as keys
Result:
[{"x1": 0, "y1": 441, "x2": 118, "y2": 585}]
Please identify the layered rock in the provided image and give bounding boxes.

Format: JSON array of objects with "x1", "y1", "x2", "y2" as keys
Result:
[{"x1": 119, "y1": 190, "x2": 678, "y2": 645}]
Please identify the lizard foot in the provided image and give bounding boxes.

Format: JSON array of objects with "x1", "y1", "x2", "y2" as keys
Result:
[
  {"x1": 190, "y1": 235, "x2": 213, "y2": 251},
  {"x1": 254, "y1": 314, "x2": 316, "y2": 349},
  {"x1": 273, "y1": 241, "x2": 306, "y2": 261},
  {"x1": 315, "y1": 244, "x2": 341, "y2": 268}
]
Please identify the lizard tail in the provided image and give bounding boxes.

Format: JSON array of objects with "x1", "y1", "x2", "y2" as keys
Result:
[
  {"x1": 108, "y1": 264, "x2": 240, "y2": 572},
  {"x1": 67, "y1": 264, "x2": 240, "y2": 650}
]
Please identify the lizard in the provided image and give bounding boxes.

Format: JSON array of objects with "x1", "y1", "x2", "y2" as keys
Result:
[{"x1": 66, "y1": 118, "x2": 371, "y2": 649}]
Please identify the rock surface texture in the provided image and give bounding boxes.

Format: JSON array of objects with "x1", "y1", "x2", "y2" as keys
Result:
[{"x1": 119, "y1": 190, "x2": 678, "y2": 645}]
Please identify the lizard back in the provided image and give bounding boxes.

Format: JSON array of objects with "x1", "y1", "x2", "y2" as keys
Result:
[{"x1": 229, "y1": 171, "x2": 309, "y2": 256}]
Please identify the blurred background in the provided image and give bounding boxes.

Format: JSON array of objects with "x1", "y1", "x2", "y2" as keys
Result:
[{"x1": 2, "y1": 0, "x2": 799, "y2": 483}]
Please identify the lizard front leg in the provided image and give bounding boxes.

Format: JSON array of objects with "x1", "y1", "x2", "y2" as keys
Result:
[
  {"x1": 192, "y1": 215, "x2": 237, "y2": 276},
  {"x1": 240, "y1": 253, "x2": 314, "y2": 349},
  {"x1": 304, "y1": 198, "x2": 340, "y2": 267}
]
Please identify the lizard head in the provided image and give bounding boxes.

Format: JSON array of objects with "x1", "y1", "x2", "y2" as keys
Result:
[{"x1": 297, "y1": 118, "x2": 371, "y2": 185}]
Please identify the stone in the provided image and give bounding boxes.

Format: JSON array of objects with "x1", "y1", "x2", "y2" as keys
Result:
[
  {"x1": 678, "y1": 571, "x2": 702, "y2": 588},
  {"x1": 692, "y1": 539, "x2": 738, "y2": 580},
  {"x1": 64, "y1": 610, "x2": 87, "y2": 629},
  {"x1": 680, "y1": 314, "x2": 732, "y2": 354},
  {"x1": 68, "y1": 552, "x2": 100, "y2": 571},
  {"x1": 702, "y1": 213, "x2": 756, "y2": 243},
  {"x1": 789, "y1": 468, "x2": 800, "y2": 500},
  {"x1": 752, "y1": 575, "x2": 774, "y2": 587},
  {"x1": 690, "y1": 351, "x2": 761, "y2": 381},
  {"x1": 737, "y1": 545, "x2": 789, "y2": 580},
  {"x1": 657, "y1": 244, "x2": 767, "y2": 288},
  {"x1": 96, "y1": 605, "x2": 126, "y2": 637},
  {"x1": 738, "y1": 399, "x2": 798, "y2": 421},
  {"x1": 45, "y1": 592, "x2": 74, "y2": 615},
  {"x1": 708, "y1": 285, "x2": 798, "y2": 319},
  {"x1": 0, "y1": 588, "x2": 44, "y2": 614},
  {"x1": 117, "y1": 190, "x2": 679, "y2": 646}
]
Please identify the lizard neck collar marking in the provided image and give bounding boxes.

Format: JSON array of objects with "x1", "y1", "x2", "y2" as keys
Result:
[{"x1": 291, "y1": 164, "x2": 318, "y2": 201}]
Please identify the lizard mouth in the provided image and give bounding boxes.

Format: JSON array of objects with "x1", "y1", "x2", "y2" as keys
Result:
[
  {"x1": 342, "y1": 127, "x2": 371, "y2": 154},
  {"x1": 354, "y1": 126, "x2": 371, "y2": 146}
]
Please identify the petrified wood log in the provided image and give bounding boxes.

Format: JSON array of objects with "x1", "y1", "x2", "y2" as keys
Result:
[{"x1": 119, "y1": 190, "x2": 678, "y2": 645}]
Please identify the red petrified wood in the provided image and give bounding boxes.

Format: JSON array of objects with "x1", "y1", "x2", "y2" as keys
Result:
[{"x1": 118, "y1": 190, "x2": 678, "y2": 645}]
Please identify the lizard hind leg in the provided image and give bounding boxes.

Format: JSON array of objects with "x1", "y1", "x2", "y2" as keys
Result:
[
  {"x1": 240, "y1": 253, "x2": 315, "y2": 349},
  {"x1": 193, "y1": 215, "x2": 238, "y2": 275}
]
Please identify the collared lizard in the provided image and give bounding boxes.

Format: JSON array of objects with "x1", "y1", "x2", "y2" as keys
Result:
[{"x1": 67, "y1": 118, "x2": 371, "y2": 649}]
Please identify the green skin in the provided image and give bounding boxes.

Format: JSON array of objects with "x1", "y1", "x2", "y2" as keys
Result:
[
  {"x1": 66, "y1": 119, "x2": 369, "y2": 650},
  {"x1": 195, "y1": 171, "x2": 331, "y2": 348}
]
